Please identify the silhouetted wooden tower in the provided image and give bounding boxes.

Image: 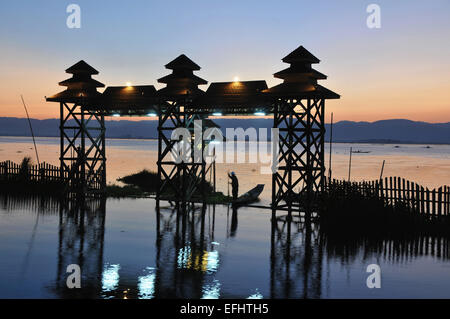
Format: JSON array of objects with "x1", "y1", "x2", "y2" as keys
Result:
[
  {"x1": 156, "y1": 54, "x2": 208, "y2": 203},
  {"x1": 265, "y1": 46, "x2": 339, "y2": 215},
  {"x1": 47, "y1": 60, "x2": 106, "y2": 195}
]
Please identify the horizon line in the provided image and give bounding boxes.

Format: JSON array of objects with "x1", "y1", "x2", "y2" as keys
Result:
[{"x1": 0, "y1": 116, "x2": 449, "y2": 125}]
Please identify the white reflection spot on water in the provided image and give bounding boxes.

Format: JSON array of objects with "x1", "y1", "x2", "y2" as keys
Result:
[
  {"x1": 102, "y1": 264, "x2": 120, "y2": 292},
  {"x1": 206, "y1": 250, "x2": 219, "y2": 273},
  {"x1": 177, "y1": 246, "x2": 220, "y2": 274},
  {"x1": 247, "y1": 289, "x2": 263, "y2": 299},
  {"x1": 202, "y1": 279, "x2": 221, "y2": 299},
  {"x1": 138, "y1": 267, "x2": 155, "y2": 299},
  {"x1": 177, "y1": 246, "x2": 191, "y2": 269}
]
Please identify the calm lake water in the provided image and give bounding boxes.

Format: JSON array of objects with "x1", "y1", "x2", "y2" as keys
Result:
[
  {"x1": 0, "y1": 137, "x2": 450, "y2": 298},
  {"x1": 1, "y1": 196, "x2": 450, "y2": 299}
]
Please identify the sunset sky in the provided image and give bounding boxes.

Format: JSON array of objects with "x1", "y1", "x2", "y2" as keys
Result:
[{"x1": 0, "y1": 0, "x2": 449, "y2": 122}]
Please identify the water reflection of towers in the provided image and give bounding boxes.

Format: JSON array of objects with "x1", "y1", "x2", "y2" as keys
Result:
[
  {"x1": 56, "y1": 197, "x2": 106, "y2": 298},
  {"x1": 155, "y1": 203, "x2": 220, "y2": 298},
  {"x1": 270, "y1": 213, "x2": 323, "y2": 299}
]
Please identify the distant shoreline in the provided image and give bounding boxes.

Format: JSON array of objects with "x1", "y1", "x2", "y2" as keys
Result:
[
  {"x1": 1, "y1": 135, "x2": 449, "y2": 145},
  {"x1": 1, "y1": 117, "x2": 450, "y2": 144}
]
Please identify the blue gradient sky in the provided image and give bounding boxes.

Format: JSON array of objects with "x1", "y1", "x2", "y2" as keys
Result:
[{"x1": 0, "y1": 0, "x2": 449, "y2": 122}]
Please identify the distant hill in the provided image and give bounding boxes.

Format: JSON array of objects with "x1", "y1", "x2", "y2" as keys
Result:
[
  {"x1": 330, "y1": 119, "x2": 450, "y2": 144},
  {"x1": 0, "y1": 117, "x2": 449, "y2": 144}
]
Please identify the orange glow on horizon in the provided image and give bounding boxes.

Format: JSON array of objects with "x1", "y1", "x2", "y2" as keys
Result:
[{"x1": 1, "y1": 57, "x2": 449, "y2": 124}]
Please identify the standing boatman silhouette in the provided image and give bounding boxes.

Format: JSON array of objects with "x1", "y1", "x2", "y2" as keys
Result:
[{"x1": 228, "y1": 171, "x2": 239, "y2": 202}]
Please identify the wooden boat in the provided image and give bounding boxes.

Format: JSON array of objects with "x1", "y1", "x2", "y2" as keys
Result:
[{"x1": 233, "y1": 184, "x2": 265, "y2": 206}]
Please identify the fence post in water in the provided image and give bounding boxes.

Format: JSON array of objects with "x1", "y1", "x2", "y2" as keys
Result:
[
  {"x1": 437, "y1": 187, "x2": 442, "y2": 217},
  {"x1": 444, "y1": 186, "x2": 447, "y2": 216},
  {"x1": 442, "y1": 186, "x2": 445, "y2": 216},
  {"x1": 39, "y1": 163, "x2": 44, "y2": 182},
  {"x1": 420, "y1": 187, "x2": 425, "y2": 214},
  {"x1": 402, "y1": 178, "x2": 406, "y2": 207},
  {"x1": 406, "y1": 180, "x2": 410, "y2": 212},
  {"x1": 385, "y1": 177, "x2": 388, "y2": 204},
  {"x1": 4, "y1": 161, "x2": 9, "y2": 180},
  {"x1": 379, "y1": 179, "x2": 383, "y2": 203},
  {"x1": 415, "y1": 184, "x2": 420, "y2": 214},
  {"x1": 432, "y1": 189, "x2": 436, "y2": 217},
  {"x1": 390, "y1": 177, "x2": 394, "y2": 206},
  {"x1": 445, "y1": 186, "x2": 450, "y2": 216}
]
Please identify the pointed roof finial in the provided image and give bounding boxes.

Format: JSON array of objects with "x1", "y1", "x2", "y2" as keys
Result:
[
  {"x1": 165, "y1": 54, "x2": 201, "y2": 70},
  {"x1": 65, "y1": 60, "x2": 100, "y2": 75},
  {"x1": 282, "y1": 46, "x2": 320, "y2": 64}
]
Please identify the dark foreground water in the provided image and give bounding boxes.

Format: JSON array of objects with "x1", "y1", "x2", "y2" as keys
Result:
[{"x1": 1, "y1": 195, "x2": 450, "y2": 299}]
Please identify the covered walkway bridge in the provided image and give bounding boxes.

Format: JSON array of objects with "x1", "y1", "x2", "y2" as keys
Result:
[{"x1": 46, "y1": 45, "x2": 339, "y2": 214}]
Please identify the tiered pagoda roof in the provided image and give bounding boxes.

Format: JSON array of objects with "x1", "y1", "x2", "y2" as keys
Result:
[
  {"x1": 46, "y1": 60, "x2": 105, "y2": 103},
  {"x1": 265, "y1": 46, "x2": 339, "y2": 99},
  {"x1": 156, "y1": 54, "x2": 207, "y2": 98}
]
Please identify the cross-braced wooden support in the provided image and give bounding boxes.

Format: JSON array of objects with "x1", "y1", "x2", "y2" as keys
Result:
[
  {"x1": 272, "y1": 97, "x2": 326, "y2": 215},
  {"x1": 157, "y1": 101, "x2": 207, "y2": 204},
  {"x1": 59, "y1": 102, "x2": 106, "y2": 196}
]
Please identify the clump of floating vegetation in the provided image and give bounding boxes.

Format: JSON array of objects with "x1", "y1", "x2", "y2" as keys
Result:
[
  {"x1": 117, "y1": 169, "x2": 159, "y2": 193},
  {"x1": 109, "y1": 169, "x2": 231, "y2": 203}
]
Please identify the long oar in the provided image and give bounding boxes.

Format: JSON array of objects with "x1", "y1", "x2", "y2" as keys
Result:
[{"x1": 20, "y1": 95, "x2": 40, "y2": 166}]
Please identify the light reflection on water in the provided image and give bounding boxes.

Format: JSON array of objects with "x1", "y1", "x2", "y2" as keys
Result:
[
  {"x1": 202, "y1": 280, "x2": 221, "y2": 299},
  {"x1": 247, "y1": 289, "x2": 263, "y2": 299},
  {"x1": 0, "y1": 194, "x2": 450, "y2": 299},
  {"x1": 177, "y1": 247, "x2": 219, "y2": 274},
  {"x1": 137, "y1": 267, "x2": 156, "y2": 299},
  {"x1": 101, "y1": 264, "x2": 120, "y2": 293}
]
